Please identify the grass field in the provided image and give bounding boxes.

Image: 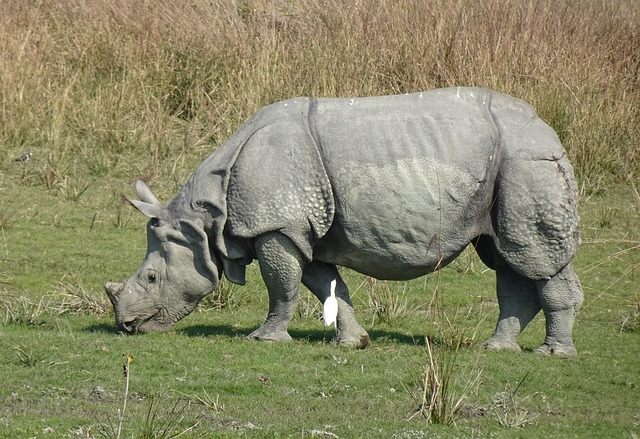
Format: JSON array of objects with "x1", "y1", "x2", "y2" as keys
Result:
[{"x1": 1, "y1": 0, "x2": 639, "y2": 438}]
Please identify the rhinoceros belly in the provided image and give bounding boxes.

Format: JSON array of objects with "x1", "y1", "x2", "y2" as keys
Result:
[{"x1": 313, "y1": 157, "x2": 488, "y2": 280}]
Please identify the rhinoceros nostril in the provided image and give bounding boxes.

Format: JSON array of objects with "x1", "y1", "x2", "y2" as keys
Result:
[{"x1": 120, "y1": 319, "x2": 139, "y2": 334}]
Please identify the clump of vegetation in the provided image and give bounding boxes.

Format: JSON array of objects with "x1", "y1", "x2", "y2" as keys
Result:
[
  {"x1": 0, "y1": 203, "x2": 19, "y2": 230},
  {"x1": 51, "y1": 278, "x2": 112, "y2": 316},
  {"x1": 490, "y1": 374, "x2": 543, "y2": 429},
  {"x1": 190, "y1": 388, "x2": 224, "y2": 414},
  {"x1": 139, "y1": 397, "x2": 197, "y2": 439},
  {"x1": 96, "y1": 354, "x2": 200, "y2": 439},
  {"x1": 13, "y1": 344, "x2": 52, "y2": 367},
  {"x1": 409, "y1": 336, "x2": 482, "y2": 426},
  {"x1": 620, "y1": 295, "x2": 640, "y2": 333},
  {"x1": 366, "y1": 278, "x2": 415, "y2": 325},
  {"x1": 0, "y1": 281, "x2": 111, "y2": 325},
  {"x1": 0, "y1": 292, "x2": 49, "y2": 326},
  {"x1": 199, "y1": 277, "x2": 246, "y2": 311}
]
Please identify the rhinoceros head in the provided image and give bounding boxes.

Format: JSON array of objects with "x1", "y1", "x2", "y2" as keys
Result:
[{"x1": 105, "y1": 180, "x2": 221, "y2": 334}]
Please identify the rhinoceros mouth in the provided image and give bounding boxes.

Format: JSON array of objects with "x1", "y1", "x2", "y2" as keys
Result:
[
  {"x1": 119, "y1": 317, "x2": 143, "y2": 334},
  {"x1": 119, "y1": 307, "x2": 171, "y2": 334}
]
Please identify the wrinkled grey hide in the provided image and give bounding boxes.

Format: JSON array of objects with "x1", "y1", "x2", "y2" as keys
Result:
[{"x1": 105, "y1": 87, "x2": 583, "y2": 355}]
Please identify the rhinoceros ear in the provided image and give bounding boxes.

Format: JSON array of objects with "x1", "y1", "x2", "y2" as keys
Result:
[
  {"x1": 135, "y1": 179, "x2": 160, "y2": 205},
  {"x1": 127, "y1": 180, "x2": 163, "y2": 218},
  {"x1": 128, "y1": 198, "x2": 162, "y2": 219}
]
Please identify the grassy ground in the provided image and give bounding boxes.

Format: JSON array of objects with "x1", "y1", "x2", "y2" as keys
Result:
[
  {"x1": 0, "y1": 177, "x2": 638, "y2": 438},
  {"x1": 1, "y1": 0, "x2": 639, "y2": 437}
]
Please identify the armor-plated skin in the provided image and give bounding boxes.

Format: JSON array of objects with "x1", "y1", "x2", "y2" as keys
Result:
[{"x1": 105, "y1": 87, "x2": 583, "y2": 355}]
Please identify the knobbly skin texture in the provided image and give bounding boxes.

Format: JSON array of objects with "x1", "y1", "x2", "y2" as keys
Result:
[{"x1": 105, "y1": 87, "x2": 583, "y2": 355}]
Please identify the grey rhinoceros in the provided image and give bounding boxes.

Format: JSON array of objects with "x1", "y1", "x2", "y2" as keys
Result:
[{"x1": 105, "y1": 87, "x2": 583, "y2": 355}]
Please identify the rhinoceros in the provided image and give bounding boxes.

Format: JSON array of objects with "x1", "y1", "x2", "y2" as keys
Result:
[{"x1": 105, "y1": 87, "x2": 583, "y2": 355}]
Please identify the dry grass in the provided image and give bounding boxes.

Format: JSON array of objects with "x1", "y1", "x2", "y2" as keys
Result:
[
  {"x1": 0, "y1": 290, "x2": 50, "y2": 326},
  {"x1": 620, "y1": 293, "x2": 640, "y2": 333},
  {"x1": 409, "y1": 336, "x2": 482, "y2": 426},
  {"x1": 0, "y1": 0, "x2": 638, "y2": 191},
  {"x1": 366, "y1": 277, "x2": 415, "y2": 325},
  {"x1": 188, "y1": 388, "x2": 224, "y2": 414},
  {"x1": 0, "y1": 202, "x2": 19, "y2": 230},
  {"x1": 490, "y1": 374, "x2": 543, "y2": 429},
  {"x1": 50, "y1": 278, "x2": 113, "y2": 316},
  {"x1": 199, "y1": 277, "x2": 246, "y2": 311},
  {"x1": 0, "y1": 278, "x2": 111, "y2": 325}
]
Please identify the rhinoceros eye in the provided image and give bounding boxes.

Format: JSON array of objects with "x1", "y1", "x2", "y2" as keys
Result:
[
  {"x1": 148, "y1": 273, "x2": 157, "y2": 283},
  {"x1": 150, "y1": 218, "x2": 160, "y2": 228}
]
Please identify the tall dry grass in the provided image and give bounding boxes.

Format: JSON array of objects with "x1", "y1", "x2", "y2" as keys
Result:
[{"x1": 1, "y1": 0, "x2": 638, "y2": 190}]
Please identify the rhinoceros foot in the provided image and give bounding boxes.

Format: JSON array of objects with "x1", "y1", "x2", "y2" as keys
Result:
[
  {"x1": 482, "y1": 338, "x2": 522, "y2": 352},
  {"x1": 337, "y1": 331, "x2": 370, "y2": 349},
  {"x1": 534, "y1": 342, "x2": 577, "y2": 356},
  {"x1": 246, "y1": 326, "x2": 293, "y2": 342}
]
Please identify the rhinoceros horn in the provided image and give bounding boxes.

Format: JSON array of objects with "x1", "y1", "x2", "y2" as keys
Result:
[{"x1": 105, "y1": 281, "x2": 124, "y2": 304}]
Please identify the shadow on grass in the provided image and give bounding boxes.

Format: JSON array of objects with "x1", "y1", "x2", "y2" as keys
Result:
[
  {"x1": 84, "y1": 323, "x2": 476, "y2": 349},
  {"x1": 177, "y1": 324, "x2": 245, "y2": 338},
  {"x1": 85, "y1": 323, "x2": 118, "y2": 334},
  {"x1": 367, "y1": 329, "x2": 428, "y2": 346},
  {"x1": 176, "y1": 324, "x2": 427, "y2": 346}
]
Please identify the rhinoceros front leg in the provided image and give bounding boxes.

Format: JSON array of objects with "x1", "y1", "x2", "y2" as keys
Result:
[
  {"x1": 247, "y1": 232, "x2": 306, "y2": 342},
  {"x1": 484, "y1": 266, "x2": 542, "y2": 351},
  {"x1": 302, "y1": 262, "x2": 370, "y2": 348},
  {"x1": 535, "y1": 263, "x2": 583, "y2": 355}
]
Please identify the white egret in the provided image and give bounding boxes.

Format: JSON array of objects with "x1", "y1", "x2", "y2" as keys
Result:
[{"x1": 322, "y1": 279, "x2": 338, "y2": 339}]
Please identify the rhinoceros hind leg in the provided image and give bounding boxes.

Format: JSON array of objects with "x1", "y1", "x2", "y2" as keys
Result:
[
  {"x1": 534, "y1": 263, "x2": 582, "y2": 356},
  {"x1": 484, "y1": 266, "x2": 542, "y2": 351},
  {"x1": 247, "y1": 232, "x2": 306, "y2": 343},
  {"x1": 302, "y1": 261, "x2": 370, "y2": 348}
]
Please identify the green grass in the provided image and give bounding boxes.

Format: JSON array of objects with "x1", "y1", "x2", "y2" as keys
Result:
[
  {"x1": 0, "y1": 175, "x2": 638, "y2": 438},
  {"x1": 1, "y1": 0, "x2": 639, "y2": 437}
]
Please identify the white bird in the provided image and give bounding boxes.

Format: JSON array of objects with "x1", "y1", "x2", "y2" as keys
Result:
[
  {"x1": 323, "y1": 278, "x2": 338, "y2": 329},
  {"x1": 14, "y1": 151, "x2": 33, "y2": 162}
]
